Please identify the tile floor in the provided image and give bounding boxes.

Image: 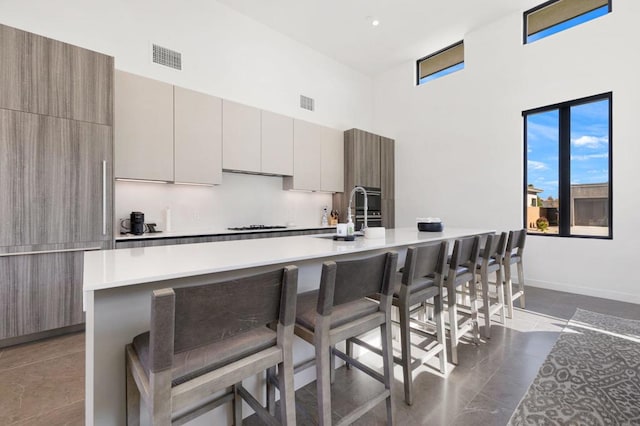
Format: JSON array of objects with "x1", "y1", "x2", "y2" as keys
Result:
[{"x1": 1, "y1": 286, "x2": 638, "y2": 426}]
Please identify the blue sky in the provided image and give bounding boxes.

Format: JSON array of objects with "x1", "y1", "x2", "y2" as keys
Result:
[{"x1": 527, "y1": 99, "x2": 609, "y2": 199}]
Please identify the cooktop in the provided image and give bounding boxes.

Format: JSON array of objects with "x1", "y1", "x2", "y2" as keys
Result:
[{"x1": 227, "y1": 225, "x2": 287, "y2": 231}]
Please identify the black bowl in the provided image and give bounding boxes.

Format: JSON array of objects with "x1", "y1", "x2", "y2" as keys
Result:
[{"x1": 417, "y1": 222, "x2": 443, "y2": 232}]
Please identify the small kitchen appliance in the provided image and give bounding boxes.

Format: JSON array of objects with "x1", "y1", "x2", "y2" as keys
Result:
[{"x1": 130, "y1": 211, "x2": 145, "y2": 235}]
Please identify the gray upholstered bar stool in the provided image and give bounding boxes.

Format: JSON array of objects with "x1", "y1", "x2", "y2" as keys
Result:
[
  {"x1": 444, "y1": 236, "x2": 481, "y2": 365},
  {"x1": 125, "y1": 266, "x2": 298, "y2": 426},
  {"x1": 475, "y1": 232, "x2": 507, "y2": 339},
  {"x1": 351, "y1": 241, "x2": 449, "y2": 406},
  {"x1": 504, "y1": 229, "x2": 527, "y2": 318},
  {"x1": 293, "y1": 251, "x2": 398, "y2": 426}
]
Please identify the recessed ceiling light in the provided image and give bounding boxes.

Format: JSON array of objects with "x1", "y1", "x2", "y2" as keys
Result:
[{"x1": 371, "y1": 19, "x2": 380, "y2": 26}]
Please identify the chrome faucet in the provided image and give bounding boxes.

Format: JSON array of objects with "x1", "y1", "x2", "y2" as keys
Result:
[{"x1": 348, "y1": 186, "x2": 368, "y2": 231}]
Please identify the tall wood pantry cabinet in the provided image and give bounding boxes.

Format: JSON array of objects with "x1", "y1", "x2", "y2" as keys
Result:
[{"x1": 0, "y1": 24, "x2": 114, "y2": 345}]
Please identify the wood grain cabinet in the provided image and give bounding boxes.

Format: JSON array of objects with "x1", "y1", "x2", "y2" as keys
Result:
[
  {"x1": 0, "y1": 24, "x2": 113, "y2": 126},
  {"x1": 174, "y1": 87, "x2": 222, "y2": 185},
  {"x1": 222, "y1": 100, "x2": 261, "y2": 173},
  {"x1": 114, "y1": 71, "x2": 174, "y2": 182},
  {"x1": 261, "y1": 110, "x2": 294, "y2": 176},
  {"x1": 345, "y1": 129, "x2": 381, "y2": 188}
]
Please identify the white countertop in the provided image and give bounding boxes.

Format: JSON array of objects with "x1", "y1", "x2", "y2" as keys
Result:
[
  {"x1": 85, "y1": 227, "x2": 492, "y2": 292},
  {"x1": 115, "y1": 225, "x2": 336, "y2": 241}
]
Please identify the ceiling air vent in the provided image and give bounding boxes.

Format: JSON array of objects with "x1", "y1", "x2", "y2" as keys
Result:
[
  {"x1": 152, "y1": 44, "x2": 182, "y2": 70},
  {"x1": 300, "y1": 95, "x2": 315, "y2": 111}
]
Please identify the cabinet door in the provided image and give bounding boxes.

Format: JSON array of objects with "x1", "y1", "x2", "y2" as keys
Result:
[
  {"x1": 320, "y1": 126, "x2": 344, "y2": 192},
  {"x1": 261, "y1": 110, "x2": 293, "y2": 176},
  {"x1": 222, "y1": 100, "x2": 261, "y2": 173},
  {"x1": 284, "y1": 120, "x2": 321, "y2": 190},
  {"x1": 0, "y1": 24, "x2": 113, "y2": 125},
  {"x1": 114, "y1": 71, "x2": 173, "y2": 181},
  {"x1": 346, "y1": 129, "x2": 380, "y2": 188},
  {"x1": 174, "y1": 87, "x2": 222, "y2": 185},
  {"x1": 380, "y1": 136, "x2": 395, "y2": 199},
  {"x1": 382, "y1": 199, "x2": 395, "y2": 229},
  {"x1": 0, "y1": 250, "x2": 85, "y2": 340},
  {"x1": 0, "y1": 110, "x2": 112, "y2": 247}
]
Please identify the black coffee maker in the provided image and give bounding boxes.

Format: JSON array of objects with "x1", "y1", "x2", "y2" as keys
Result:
[{"x1": 130, "y1": 211, "x2": 145, "y2": 235}]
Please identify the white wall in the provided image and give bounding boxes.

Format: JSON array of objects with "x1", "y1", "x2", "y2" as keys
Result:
[
  {"x1": 0, "y1": 0, "x2": 372, "y2": 231},
  {"x1": 373, "y1": 2, "x2": 640, "y2": 304}
]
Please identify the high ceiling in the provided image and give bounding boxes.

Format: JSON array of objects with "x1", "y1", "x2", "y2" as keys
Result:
[{"x1": 216, "y1": 0, "x2": 537, "y2": 76}]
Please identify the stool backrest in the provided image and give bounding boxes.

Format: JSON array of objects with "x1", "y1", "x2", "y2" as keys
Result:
[
  {"x1": 316, "y1": 251, "x2": 398, "y2": 316},
  {"x1": 482, "y1": 232, "x2": 507, "y2": 262},
  {"x1": 450, "y1": 236, "x2": 480, "y2": 270},
  {"x1": 402, "y1": 241, "x2": 448, "y2": 287},
  {"x1": 150, "y1": 266, "x2": 298, "y2": 362},
  {"x1": 506, "y1": 229, "x2": 526, "y2": 257}
]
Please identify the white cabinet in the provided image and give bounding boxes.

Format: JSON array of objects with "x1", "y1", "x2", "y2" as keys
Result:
[
  {"x1": 114, "y1": 71, "x2": 222, "y2": 185},
  {"x1": 320, "y1": 126, "x2": 344, "y2": 192},
  {"x1": 174, "y1": 87, "x2": 222, "y2": 185},
  {"x1": 284, "y1": 120, "x2": 322, "y2": 191},
  {"x1": 115, "y1": 71, "x2": 174, "y2": 181},
  {"x1": 222, "y1": 100, "x2": 261, "y2": 173},
  {"x1": 261, "y1": 110, "x2": 293, "y2": 176}
]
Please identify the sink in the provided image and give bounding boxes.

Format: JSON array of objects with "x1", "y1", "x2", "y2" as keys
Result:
[{"x1": 314, "y1": 232, "x2": 364, "y2": 240}]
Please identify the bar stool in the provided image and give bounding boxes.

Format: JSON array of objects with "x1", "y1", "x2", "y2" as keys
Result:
[
  {"x1": 445, "y1": 236, "x2": 481, "y2": 365},
  {"x1": 475, "y1": 232, "x2": 507, "y2": 339},
  {"x1": 350, "y1": 241, "x2": 448, "y2": 406},
  {"x1": 125, "y1": 266, "x2": 298, "y2": 426},
  {"x1": 504, "y1": 229, "x2": 527, "y2": 318},
  {"x1": 293, "y1": 251, "x2": 398, "y2": 426}
]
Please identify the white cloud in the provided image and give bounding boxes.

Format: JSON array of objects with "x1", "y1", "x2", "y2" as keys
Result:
[
  {"x1": 571, "y1": 153, "x2": 609, "y2": 161},
  {"x1": 571, "y1": 135, "x2": 608, "y2": 148},
  {"x1": 528, "y1": 160, "x2": 547, "y2": 170}
]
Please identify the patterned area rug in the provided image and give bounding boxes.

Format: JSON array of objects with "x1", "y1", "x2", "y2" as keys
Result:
[{"x1": 509, "y1": 309, "x2": 640, "y2": 425}]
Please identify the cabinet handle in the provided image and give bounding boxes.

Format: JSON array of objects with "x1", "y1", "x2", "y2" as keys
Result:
[
  {"x1": 0, "y1": 247, "x2": 102, "y2": 257},
  {"x1": 102, "y1": 160, "x2": 107, "y2": 236}
]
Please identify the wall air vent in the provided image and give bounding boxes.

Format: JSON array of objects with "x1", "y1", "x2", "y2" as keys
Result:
[
  {"x1": 300, "y1": 95, "x2": 315, "y2": 111},
  {"x1": 152, "y1": 44, "x2": 182, "y2": 70}
]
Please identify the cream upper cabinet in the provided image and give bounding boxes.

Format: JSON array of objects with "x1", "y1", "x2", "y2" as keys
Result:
[
  {"x1": 284, "y1": 119, "x2": 322, "y2": 191},
  {"x1": 261, "y1": 110, "x2": 293, "y2": 176},
  {"x1": 320, "y1": 126, "x2": 344, "y2": 192},
  {"x1": 222, "y1": 100, "x2": 261, "y2": 173},
  {"x1": 115, "y1": 71, "x2": 174, "y2": 181},
  {"x1": 174, "y1": 87, "x2": 222, "y2": 185}
]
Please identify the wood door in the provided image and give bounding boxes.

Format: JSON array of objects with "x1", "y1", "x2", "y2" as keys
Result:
[
  {"x1": 0, "y1": 24, "x2": 113, "y2": 125},
  {"x1": 0, "y1": 250, "x2": 85, "y2": 340},
  {"x1": 346, "y1": 129, "x2": 380, "y2": 188},
  {"x1": 380, "y1": 136, "x2": 395, "y2": 199},
  {"x1": 174, "y1": 86, "x2": 222, "y2": 185},
  {"x1": 0, "y1": 109, "x2": 112, "y2": 247}
]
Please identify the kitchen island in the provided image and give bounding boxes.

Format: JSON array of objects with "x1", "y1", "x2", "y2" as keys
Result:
[{"x1": 84, "y1": 227, "x2": 492, "y2": 425}]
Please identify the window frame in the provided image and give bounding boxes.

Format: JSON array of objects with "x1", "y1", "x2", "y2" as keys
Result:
[
  {"x1": 522, "y1": 92, "x2": 613, "y2": 239},
  {"x1": 522, "y1": 0, "x2": 612, "y2": 45},
  {"x1": 415, "y1": 40, "x2": 464, "y2": 86}
]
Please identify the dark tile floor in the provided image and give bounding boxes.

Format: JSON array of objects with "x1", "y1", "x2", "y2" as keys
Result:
[{"x1": 1, "y1": 286, "x2": 638, "y2": 426}]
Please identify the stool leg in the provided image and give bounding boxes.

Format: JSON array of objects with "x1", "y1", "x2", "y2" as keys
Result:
[
  {"x1": 278, "y1": 327, "x2": 296, "y2": 426},
  {"x1": 316, "y1": 333, "x2": 332, "y2": 426},
  {"x1": 496, "y1": 266, "x2": 506, "y2": 325},
  {"x1": 125, "y1": 355, "x2": 140, "y2": 426},
  {"x1": 149, "y1": 371, "x2": 172, "y2": 426},
  {"x1": 434, "y1": 292, "x2": 447, "y2": 375},
  {"x1": 399, "y1": 301, "x2": 413, "y2": 405},
  {"x1": 468, "y1": 278, "x2": 480, "y2": 344},
  {"x1": 346, "y1": 339, "x2": 353, "y2": 370},
  {"x1": 266, "y1": 366, "x2": 276, "y2": 416},
  {"x1": 517, "y1": 261, "x2": 526, "y2": 309},
  {"x1": 480, "y1": 271, "x2": 491, "y2": 339},
  {"x1": 504, "y1": 263, "x2": 515, "y2": 319},
  {"x1": 233, "y1": 383, "x2": 242, "y2": 426},
  {"x1": 380, "y1": 315, "x2": 394, "y2": 425},
  {"x1": 448, "y1": 280, "x2": 459, "y2": 365},
  {"x1": 330, "y1": 346, "x2": 336, "y2": 384}
]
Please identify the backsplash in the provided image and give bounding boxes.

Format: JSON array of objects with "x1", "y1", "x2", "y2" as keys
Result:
[{"x1": 114, "y1": 172, "x2": 333, "y2": 234}]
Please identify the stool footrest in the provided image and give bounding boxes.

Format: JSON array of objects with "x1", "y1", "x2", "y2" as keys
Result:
[
  {"x1": 172, "y1": 392, "x2": 234, "y2": 426},
  {"x1": 237, "y1": 384, "x2": 280, "y2": 426},
  {"x1": 332, "y1": 347, "x2": 385, "y2": 384}
]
